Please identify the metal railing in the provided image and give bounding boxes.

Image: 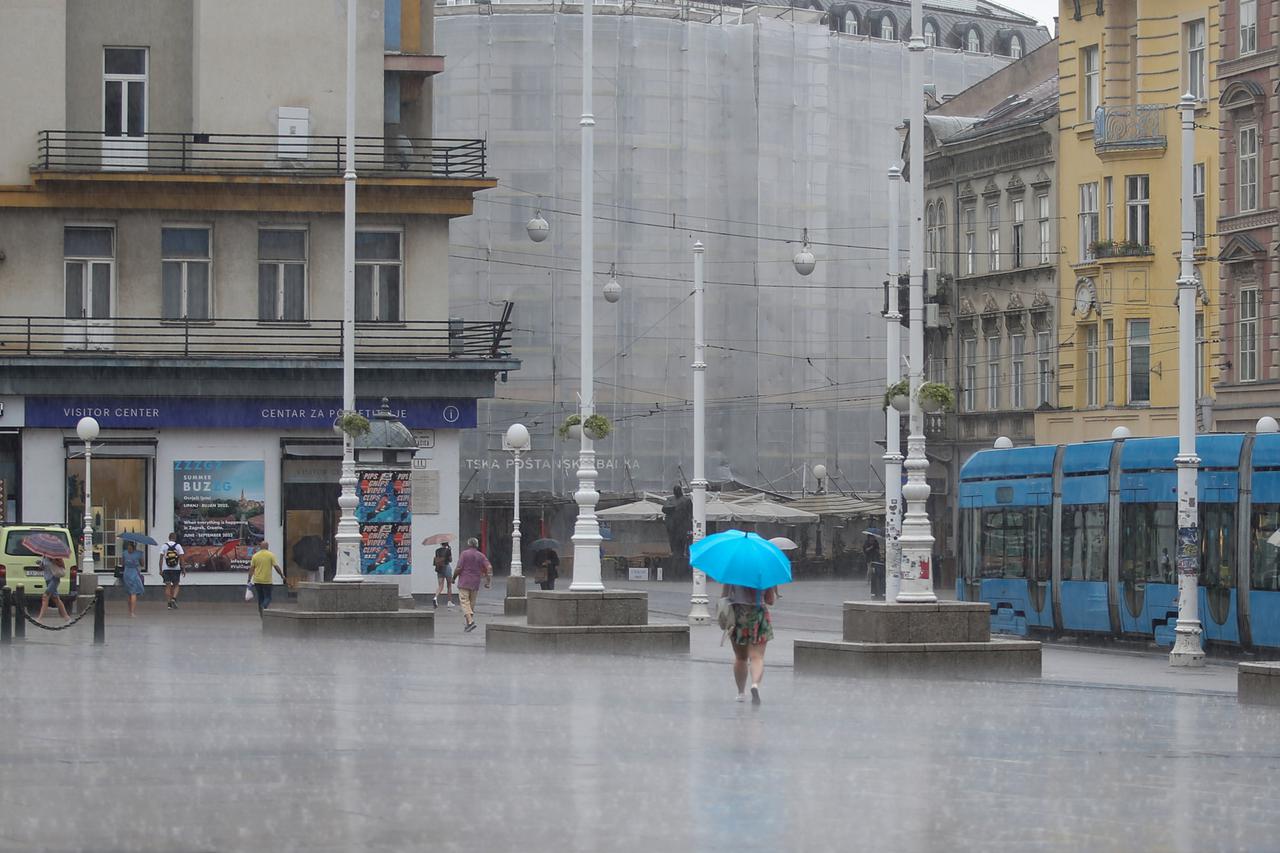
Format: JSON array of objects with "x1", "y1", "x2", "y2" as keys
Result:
[
  {"x1": 36, "y1": 131, "x2": 488, "y2": 178},
  {"x1": 0, "y1": 311, "x2": 513, "y2": 362},
  {"x1": 1093, "y1": 105, "x2": 1166, "y2": 152}
]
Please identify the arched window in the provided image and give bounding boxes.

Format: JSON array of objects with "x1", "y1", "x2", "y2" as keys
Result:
[
  {"x1": 923, "y1": 21, "x2": 938, "y2": 47},
  {"x1": 843, "y1": 11, "x2": 858, "y2": 35},
  {"x1": 937, "y1": 202, "x2": 948, "y2": 273},
  {"x1": 966, "y1": 28, "x2": 981, "y2": 53},
  {"x1": 926, "y1": 203, "x2": 937, "y2": 268},
  {"x1": 880, "y1": 15, "x2": 896, "y2": 41},
  {"x1": 1009, "y1": 35, "x2": 1023, "y2": 59}
]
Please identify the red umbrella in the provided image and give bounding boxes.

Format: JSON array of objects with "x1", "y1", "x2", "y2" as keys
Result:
[
  {"x1": 217, "y1": 540, "x2": 240, "y2": 557},
  {"x1": 22, "y1": 532, "x2": 72, "y2": 559}
]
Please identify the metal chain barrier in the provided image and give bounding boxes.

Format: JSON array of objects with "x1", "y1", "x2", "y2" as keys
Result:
[
  {"x1": 23, "y1": 603, "x2": 95, "y2": 631},
  {"x1": 1, "y1": 587, "x2": 104, "y2": 645}
]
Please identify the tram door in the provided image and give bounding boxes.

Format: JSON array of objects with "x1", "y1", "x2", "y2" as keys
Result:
[{"x1": 1199, "y1": 498, "x2": 1239, "y2": 644}]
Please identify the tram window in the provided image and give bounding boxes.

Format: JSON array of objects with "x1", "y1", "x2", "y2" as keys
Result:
[
  {"x1": 978, "y1": 507, "x2": 1049, "y2": 579},
  {"x1": 1250, "y1": 505, "x2": 1280, "y2": 591},
  {"x1": 1120, "y1": 504, "x2": 1176, "y2": 585},
  {"x1": 1061, "y1": 505, "x2": 1107, "y2": 581},
  {"x1": 960, "y1": 508, "x2": 982, "y2": 580},
  {"x1": 1199, "y1": 504, "x2": 1235, "y2": 590}
]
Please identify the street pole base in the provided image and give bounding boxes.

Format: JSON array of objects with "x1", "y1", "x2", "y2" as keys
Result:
[
  {"x1": 688, "y1": 604, "x2": 711, "y2": 625},
  {"x1": 1169, "y1": 625, "x2": 1205, "y2": 668}
]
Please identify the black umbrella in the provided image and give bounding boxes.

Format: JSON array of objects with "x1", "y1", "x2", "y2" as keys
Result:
[{"x1": 527, "y1": 538, "x2": 560, "y2": 553}]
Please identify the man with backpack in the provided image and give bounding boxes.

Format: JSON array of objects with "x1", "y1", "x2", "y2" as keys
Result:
[{"x1": 160, "y1": 532, "x2": 185, "y2": 610}]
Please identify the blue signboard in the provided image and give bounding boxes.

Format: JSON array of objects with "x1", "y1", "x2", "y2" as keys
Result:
[{"x1": 24, "y1": 397, "x2": 476, "y2": 430}]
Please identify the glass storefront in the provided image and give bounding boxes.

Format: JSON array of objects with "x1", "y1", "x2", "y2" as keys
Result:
[
  {"x1": 282, "y1": 455, "x2": 339, "y2": 586},
  {"x1": 0, "y1": 433, "x2": 19, "y2": 523},
  {"x1": 66, "y1": 456, "x2": 149, "y2": 573}
]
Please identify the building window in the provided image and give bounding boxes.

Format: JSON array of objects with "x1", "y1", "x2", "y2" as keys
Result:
[
  {"x1": 923, "y1": 20, "x2": 937, "y2": 46},
  {"x1": 103, "y1": 47, "x2": 147, "y2": 169},
  {"x1": 1239, "y1": 127, "x2": 1259, "y2": 212},
  {"x1": 987, "y1": 336, "x2": 1001, "y2": 410},
  {"x1": 1011, "y1": 333, "x2": 1025, "y2": 409},
  {"x1": 987, "y1": 202, "x2": 1001, "y2": 272},
  {"x1": 843, "y1": 11, "x2": 857, "y2": 34},
  {"x1": 966, "y1": 28, "x2": 981, "y2": 53},
  {"x1": 1128, "y1": 319, "x2": 1151, "y2": 403},
  {"x1": 161, "y1": 226, "x2": 211, "y2": 320},
  {"x1": 1185, "y1": 20, "x2": 1206, "y2": 100},
  {"x1": 1241, "y1": 0, "x2": 1258, "y2": 56},
  {"x1": 258, "y1": 229, "x2": 308, "y2": 322},
  {"x1": 880, "y1": 15, "x2": 895, "y2": 40},
  {"x1": 64, "y1": 226, "x2": 114, "y2": 320},
  {"x1": 964, "y1": 206, "x2": 976, "y2": 274},
  {"x1": 926, "y1": 203, "x2": 937, "y2": 269},
  {"x1": 1079, "y1": 182, "x2": 1099, "y2": 261},
  {"x1": 1010, "y1": 35, "x2": 1023, "y2": 59},
  {"x1": 936, "y1": 202, "x2": 948, "y2": 274},
  {"x1": 1085, "y1": 325, "x2": 1099, "y2": 407},
  {"x1": 1104, "y1": 177, "x2": 1113, "y2": 241},
  {"x1": 1193, "y1": 163, "x2": 1205, "y2": 250},
  {"x1": 355, "y1": 231, "x2": 403, "y2": 322},
  {"x1": 1126, "y1": 175, "x2": 1150, "y2": 247},
  {"x1": 1037, "y1": 194, "x2": 1050, "y2": 264},
  {"x1": 1104, "y1": 320, "x2": 1115, "y2": 405},
  {"x1": 1037, "y1": 331, "x2": 1052, "y2": 406},
  {"x1": 963, "y1": 338, "x2": 977, "y2": 411},
  {"x1": 1012, "y1": 199, "x2": 1025, "y2": 269},
  {"x1": 1082, "y1": 46, "x2": 1100, "y2": 119},
  {"x1": 1240, "y1": 289, "x2": 1259, "y2": 382}
]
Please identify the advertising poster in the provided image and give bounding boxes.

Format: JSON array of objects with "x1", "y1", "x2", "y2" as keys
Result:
[
  {"x1": 173, "y1": 461, "x2": 266, "y2": 573},
  {"x1": 357, "y1": 471, "x2": 411, "y2": 523},
  {"x1": 361, "y1": 523, "x2": 411, "y2": 575}
]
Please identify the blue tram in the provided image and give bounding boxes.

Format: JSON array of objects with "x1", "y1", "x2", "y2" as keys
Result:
[{"x1": 957, "y1": 433, "x2": 1280, "y2": 650}]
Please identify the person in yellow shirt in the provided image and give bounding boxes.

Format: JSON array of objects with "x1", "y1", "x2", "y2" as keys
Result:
[{"x1": 247, "y1": 540, "x2": 285, "y2": 612}]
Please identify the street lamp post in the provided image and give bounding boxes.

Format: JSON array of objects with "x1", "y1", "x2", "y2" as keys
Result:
[
  {"x1": 76, "y1": 416, "x2": 99, "y2": 576},
  {"x1": 569, "y1": 0, "x2": 604, "y2": 592},
  {"x1": 333, "y1": 0, "x2": 362, "y2": 583},
  {"x1": 505, "y1": 423, "x2": 531, "y2": 579},
  {"x1": 897, "y1": 0, "x2": 937, "y2": 603},
  {"x1": 689, "y1": 240, "x2": 711, "y2": 624},
  {"x1": 884, "y1": 165, "x2": 904, "y2": 602},
  {"x1": 1170, "y1": 91, "x2": 1204, "y2": 667}
]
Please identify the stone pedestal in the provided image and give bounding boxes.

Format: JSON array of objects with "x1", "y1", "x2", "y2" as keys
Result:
[
  {"x1": 486, "y1": 589, "x2": 689, "y2": 655},
  {"x1": 505, "y1": 575, "x2": 527, "y2": 617},
  {"x1": 1238, "y1": 662, "x2": 1280, "y2": 706},
  {"x1": 261, "y1": 582, "x2": 433, "y2": 640},
  {"x1": 794, "y1": 600, "x2": 1040, "y2": 679}
]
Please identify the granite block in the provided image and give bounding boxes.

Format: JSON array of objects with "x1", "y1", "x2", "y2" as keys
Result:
[
  {"x1": 261, "y1": 609, "x2": 434, "y2": 640},
  {"x1": 1239, "y1": 662, "x2": 1280, "y2": 706},
  {"x1": 295, "y1": 582, "x2": 399, "y2": 613},
  {"x1": 485, "y1": 623, "x2": 688, "y2": 655}
]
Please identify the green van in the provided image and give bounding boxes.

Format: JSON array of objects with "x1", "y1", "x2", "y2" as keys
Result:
[{"x1": 0, "y1": 525, "x2": 80, "y2": 604}]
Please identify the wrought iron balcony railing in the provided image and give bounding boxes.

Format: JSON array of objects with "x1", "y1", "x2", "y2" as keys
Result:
[
  {"x1": 1093, "y1": 105, "x2": 1166, "y2": 153},
  {"x1": 0, "y1": 312, "x2": 513, "y2": 362},
  {"x1": 36, "y1": 131, "x2": 488, "y2": 178}
]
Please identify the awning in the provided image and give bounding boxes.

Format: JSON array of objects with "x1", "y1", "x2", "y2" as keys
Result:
[{"x1": 784, "y1": 493, "x2": 886, "y2": 518}]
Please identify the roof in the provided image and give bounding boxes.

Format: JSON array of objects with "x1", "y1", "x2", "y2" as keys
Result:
[
  {"x1": 939, "y1": 73, "x2": 1058, "y2": 144},
  {"x1": 818, "y1": 0, "x2": 1050, "y2": 55}
]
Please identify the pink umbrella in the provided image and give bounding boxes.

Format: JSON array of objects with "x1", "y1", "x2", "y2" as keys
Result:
[
  {"x1": 22, "y1": 532, "x2": 72, "y2": 559},
  {"x1": 422, "y1": 532, "x2": 455, "y2": 546}
]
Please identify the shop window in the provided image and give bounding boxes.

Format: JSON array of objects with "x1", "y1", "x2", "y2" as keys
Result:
[{"x1": 66, "y1": 456, "x2": 148, "y2": 574}]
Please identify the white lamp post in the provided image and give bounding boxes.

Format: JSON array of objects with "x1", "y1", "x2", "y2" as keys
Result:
[
  {"x1": 689, "y1": 240, "x2": 711, "y2": 624},
  {"x1": 1170, "y1": 91, "x2": 1204, "y2": 667},
  {"x1": 884, "y1": 164, "x2": 904, "y2": 601},
  {"x1": 76, "y1": 416, "x2": 99, "y2": 576},
  {"x1": 813, "y1": 463, "x2": 827, "y2": 494},
  {"x1": 897, "y1": 0, "x2": 937, "y2": 603},
  {"x1": 333, "y1": 0, "x2": 362, "y2": 583},
  {"x1": 505, "y1": 423, "x2": 531, "y2": 578},
  {"x1": 569, "y1": 0, "x2": 604, "y2": 592}
]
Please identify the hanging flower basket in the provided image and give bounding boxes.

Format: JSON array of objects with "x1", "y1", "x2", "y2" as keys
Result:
[
  {"x1": 333, "y1": 410, "x2": 371, "y2": 438},
  {"x1": 885, "y1": 379, "x2": 911, "y2": 413},
  {"x1": 557, "y1": 414, "x2": 583, "y2": 440},
  {"x1": 918, "y1": 382, "x2": 957, "y2": 414},
  {"x1": 583, "y1": 414, "x2": 612, "y2": 440}
]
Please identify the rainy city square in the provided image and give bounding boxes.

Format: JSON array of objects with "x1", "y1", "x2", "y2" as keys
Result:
[{"x1": 4, "y1": 0, "x2": 1280, "y2": 851}]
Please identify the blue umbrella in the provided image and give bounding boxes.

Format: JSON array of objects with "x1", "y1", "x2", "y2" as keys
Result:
[
  {"x1": 119, "y1": 532, "x2": 159, "y2": 547},
  {"x1": 690, "y1": 530, "x2": 792, "y2": 590}
]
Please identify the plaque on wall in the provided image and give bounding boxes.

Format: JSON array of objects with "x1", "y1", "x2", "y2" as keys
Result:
[{"x1": 411, "y1": 468, "x2": 440, "y2": 514}]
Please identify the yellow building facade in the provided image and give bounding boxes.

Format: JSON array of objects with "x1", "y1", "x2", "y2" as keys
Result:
[{"x1": 1037, "y1": 1, "x2": 1220, "y2": 443}]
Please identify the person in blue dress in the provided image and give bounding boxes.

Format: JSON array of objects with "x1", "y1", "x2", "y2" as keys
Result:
[{"x1": 121, "y1": 540, "x2": 146, "y2": 617}]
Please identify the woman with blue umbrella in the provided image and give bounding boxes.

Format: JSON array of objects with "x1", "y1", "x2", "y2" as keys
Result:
[{"x1": 690, "y1": 530, "x2": 792, "y2": 706}]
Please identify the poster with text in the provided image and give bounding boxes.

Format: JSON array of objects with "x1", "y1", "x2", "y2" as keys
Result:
[
  {"x1": 360, "y1": 523, "x2": 411, "y2": 575},
  {"x1": 356, "y1": 471, "x2": 411, "y2": 523},
  {"x1": 173, "y1": 460, "x2": 266, "y2": 572}
]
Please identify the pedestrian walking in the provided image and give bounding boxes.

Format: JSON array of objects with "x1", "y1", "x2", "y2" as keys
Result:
[
  {"x1": 532, "y1": 546, "x2": 559, "y2": 591},
  {"x1": 160, "y1": 533, "x2": 185, "y2": 609},
  {"x1": 433, "y1": 542, "x2": 455, "y2": 608},
  {"x1": 35, "y1": 555, "x2": 70, "y2": 622},
  {"x1": 721, "y1": 583, "x2": 777, "y2": 705},
  {"x1": 454, "y1": 537, "x2": 491, "y2": 632},
  {"x1": 247, "y1": 540, "x2": 285, "y2": 612},
  {"x1": 121, "y1": 540, "x2": 146, "y2": 617}
]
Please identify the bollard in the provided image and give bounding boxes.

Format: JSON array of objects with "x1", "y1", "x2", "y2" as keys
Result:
[
  {"x1": 93, "y1": 588, "x2": 105, "y2": 645},
  {"x1": 1, "y1": 587, "x2": 10, "y2": 644},
  {"x1": 14, "y1": 586, "x2": 26, "y2": 640}
]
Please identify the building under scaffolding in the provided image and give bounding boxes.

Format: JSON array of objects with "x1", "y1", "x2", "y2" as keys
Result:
[{"x1": 432, "y1": 1, "x2": 1046, "y2": 556}]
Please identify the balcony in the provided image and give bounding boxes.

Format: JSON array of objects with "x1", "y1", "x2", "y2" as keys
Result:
[
  {"x1": 1093, "y1": 105, "x2": 1166, "y2": 156},
  {"x1": 35, "y1": 131, "x2": 487, "y2": 178}
]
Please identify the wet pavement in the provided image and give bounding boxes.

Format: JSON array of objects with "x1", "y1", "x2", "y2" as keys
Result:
[{"x1": 1, "y1": 580, "x2": 1272, "y2": 852}]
